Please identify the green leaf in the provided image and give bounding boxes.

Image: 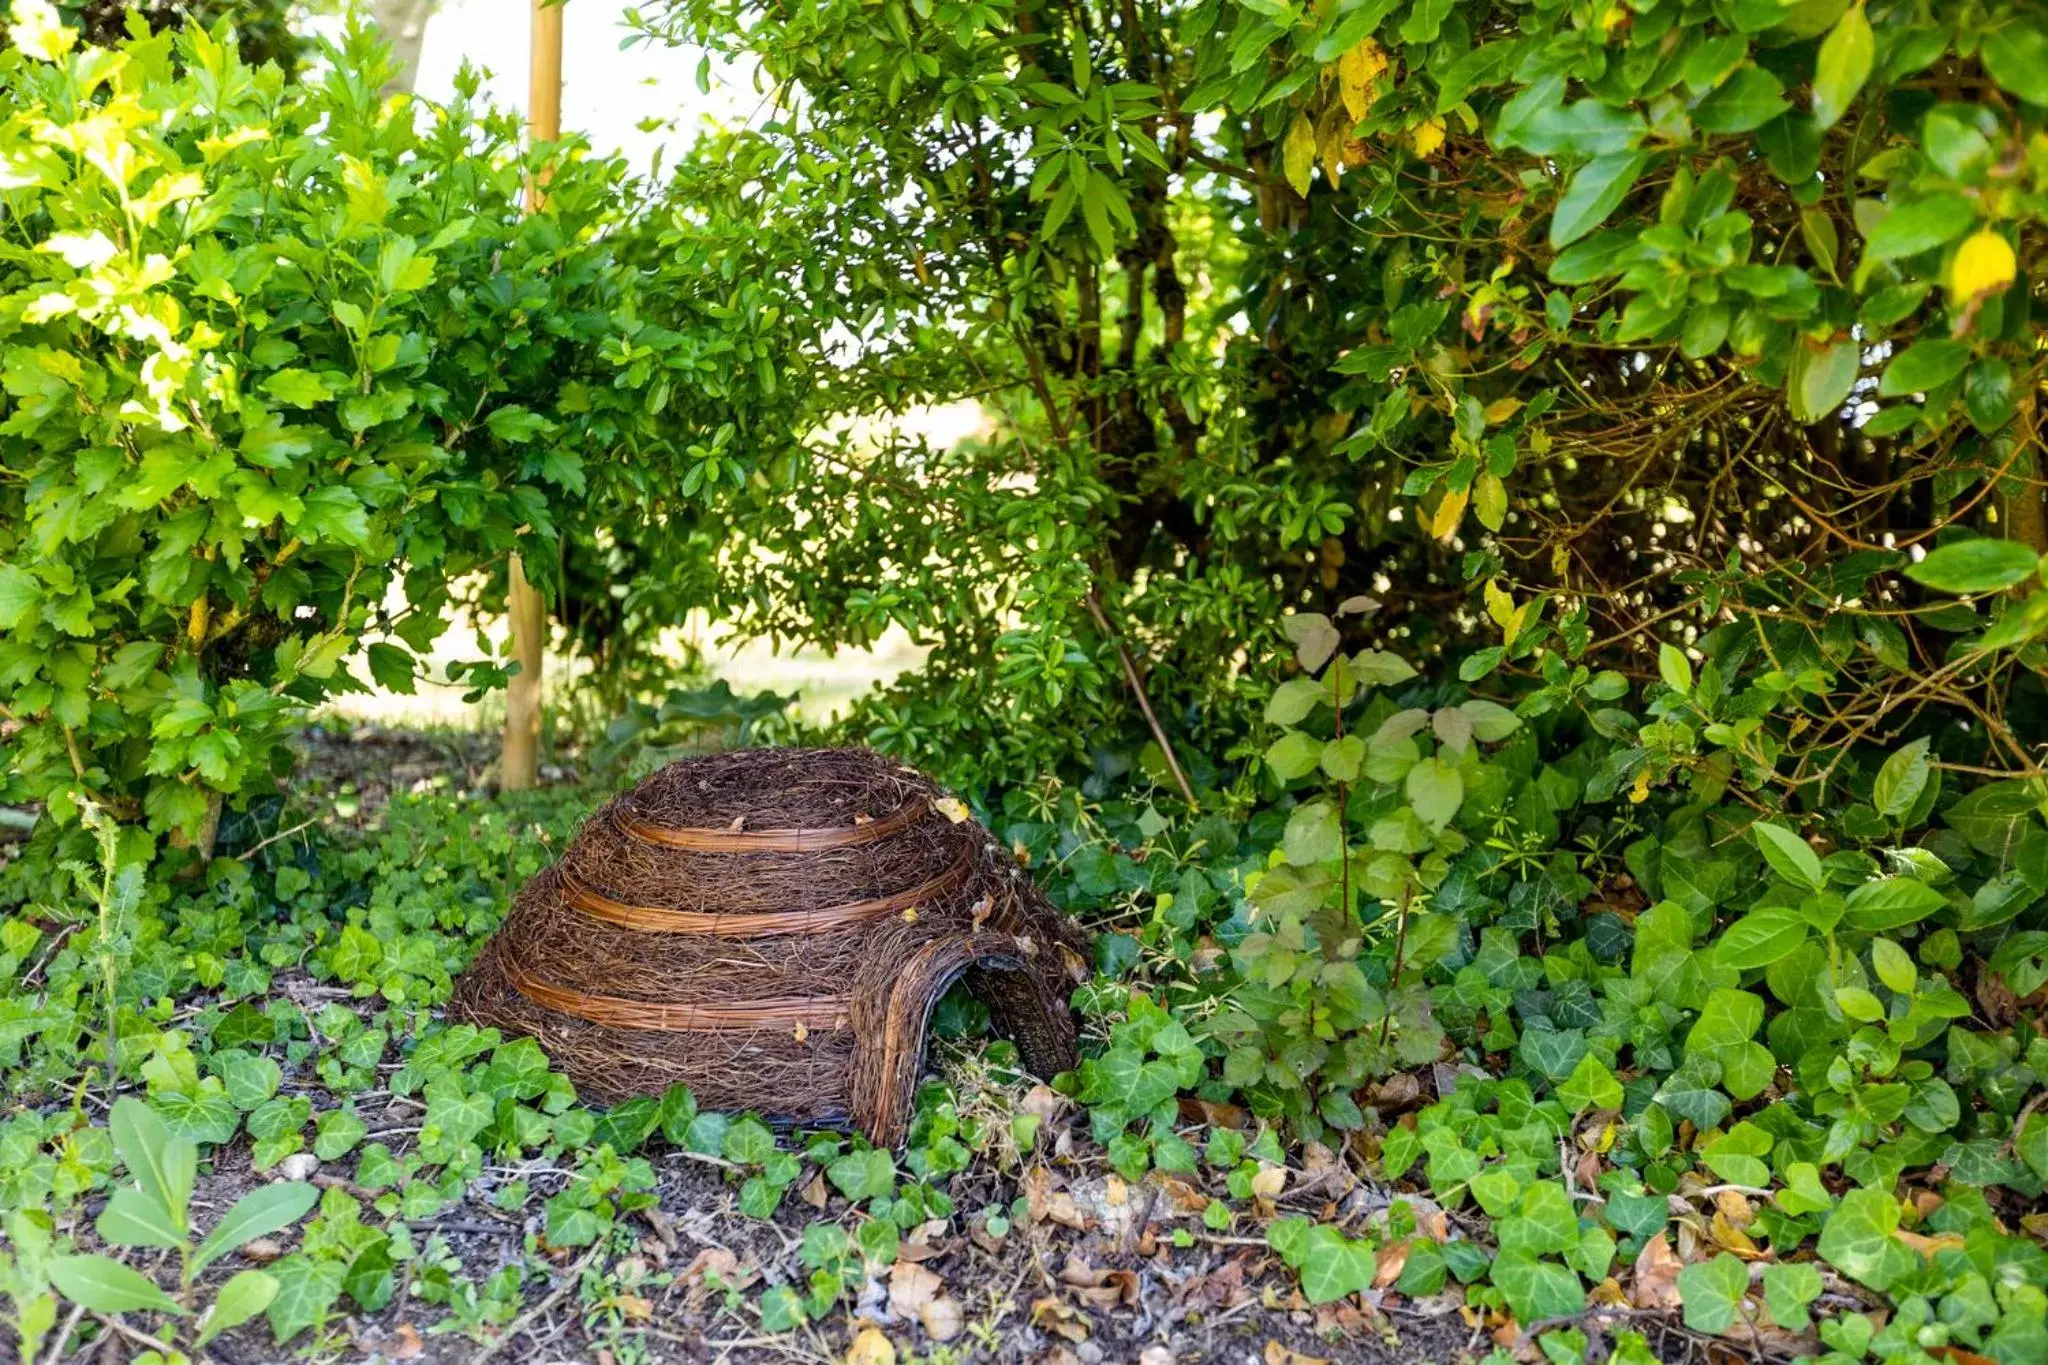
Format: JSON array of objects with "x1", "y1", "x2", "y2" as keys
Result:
[
  {"x1": 265, "y1": 1254, "x2": 343, "y2": 1344},
  {"x1": 1694, "y1": 65, "x2": 1789, "y2": 133},
  {"x1": 1283, "y1": 800, "x2": 1343, "y2": 865},
  {"x1": 1811, "y1": 3, "x2": 1873, "y2": 130},
  {"x1": 1865, "y1": 192, "x2": 1975, "y2": 262},
  {"x1": 1878, "y1": 339, "x2": 1969, "y2": 397},
  {"x1": 1264, "y1": 730, "x2": 1322, "y2": 781},
  {"x1": 1265, "y1": 677, "x2": 1326, "y2": 726},
  {"x1": 1753, "y1": 822, "x2": 1824, "y2": 892},
  {"x1": 1555, "y1": 1053, "x2": 1623, "y2": 1113},
  {"x1": 1870, "y1": 936, "x2": 1917, "y2": 994},
  {"x1": 49, "y1": 1255, "x2": 186, "y2": 1316},
  {"x1": 1787, "y1": 338, "x2": 1857, "y2": 424},
  {"x1": 1872, "y1": 739, "x2": 1930, "y2": 820},
  {"x1": 1817, "y1": 1187, "x2": 1912, "y2": 1290},
  {"x1": 259, "y1": 368, "x2": 330, "y2": 409},
  {"x1": 827, "y1": 1149, "x2": 896, "y2": 1202},
  {"x1": 1762, "y1": 1262, "x2": 1822, "y2": 1333},
  {"x1": 1677, "y1": 1252, "x2": 1748, "y2": 1333},
  {"x1": 1715, "y1": 907, "x2": 1807, "y2": 970},
  {"x1": 1405, "y1": 757, "x2": 1463, "y2": 830},
  {"x1": 721, "y1": 1117, "x2": 775, "y2": 1166},
  {"x1": 95, "y1": 1187, "x2": 185, "y2": 1250},
  {"x1": 1658, "y1": 642, "x2": 1693, "y2": 695},
  {"x1": 1906, "y1": 539, "x2": 2041, "y2": 594},
  {"x1": 1490, "y1": 1252, "x2": 1582, "y2": 1321},
  {"x1": 196, "y1": 1269, "x2": 278, "y2": 1348},
  {"x1": 192, "y1": 1182, "x2": 318, "y2": 1276},
  {"x1": 1295, "y1": 1224, "x2": 1375, "y2": 1303},
  {"x1": 110, "y1": 1098, "x2": 194, "y2": 1235},
  {"x1": 1843, "y1": 876, "x2": 1947, "y2": 931},
  {"x1": 1549, "y1": 150, "x2": 1649, "y2": 249},
  {"x1": 1982, "y1": 23, "x2": 2048, "y2": 101}
]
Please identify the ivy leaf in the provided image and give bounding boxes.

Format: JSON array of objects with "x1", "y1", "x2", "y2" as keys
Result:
[
  {"x1": 1817, "y1": 1187, "x2": 1913, "y2": 1291},
  {"x1": 1677, "y1": 1252, "x2": 1748, "y2": 1333},
  {"x1": 1762, "y1": 1262, "x2": 1822, "y2": 1333},
  {"x1": 1490, "y1": 1252, "x2": 1582, "y2": 1321},
  {"x1": 1295, "y1": 1225, "x2": 1375, "y2": 1303},
  {"x1": 828, "y1": 1149, "x2": 897, "y2": 1202},
  {"x1": 1906, "y1": 538, "x2": 2041, "y2": 594}
]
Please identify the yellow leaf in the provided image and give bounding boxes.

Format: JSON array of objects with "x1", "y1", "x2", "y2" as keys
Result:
[
  {"x1": 933, "y1": 796, "x2": 970, "y2": 823},
  {"x1": 1282, "y1": 114, "x2": 1316, "y2": 198},
  {"x1": 1947, "y1": 229, "x2": 2016, "y2": 302},
  {"x1": 1411, "y1": 116, "x2": 1446, "y2": 159},
  {"x1": 846, "y1": 1327, "x2": 897, "y2": 1365},
  {"x1": 1430, "y1": 486, "x2": 1468, "y2": 541},
  {"x1": 1481, "y1": 395, "x2": 1524, "y2": 425},
  {"x1": 1551, "y1": 542, "x2": 1571, "y2": 580},
  {"x1": 1474, "y1": 472, "x2": 1507, "y2": 531},
  {"x1": 1317, "y1": 104, "x2": 1348, "y2": 186},
  {"x1": 1337, "y1": 38, "x2": 1387, "y2": 122},
  {"x1": 1484, "y1": 578, "x2": 1515, "y2": 631},
  {"x1": 1629, "y1": 768, "x2": 1652, "y2": 803}
]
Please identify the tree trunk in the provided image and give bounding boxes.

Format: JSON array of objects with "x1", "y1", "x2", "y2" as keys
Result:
[
  {"x1": 501, "y1": 552, "x2": 545, "y2": 790},
  {"x1": 371, "y1": 0, "x2": 436, "y2": 94}
]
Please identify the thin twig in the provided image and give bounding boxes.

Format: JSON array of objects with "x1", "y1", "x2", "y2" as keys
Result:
[
  {"x1": 234, "y1": 816, "x2": 317, "y2": 862},
  {"x1": 40, "y1": 1300, "x2": 85, "y2": 1365},
  {"x1": 469, "y1": 1243, "x2": 604, "y2": 1365},
  {"x1": 1083, "y1": 589, "x2": 1198, "y2": 808}
]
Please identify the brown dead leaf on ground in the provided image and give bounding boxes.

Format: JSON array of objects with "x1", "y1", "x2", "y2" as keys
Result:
[
  {"x1": 1020, "y1": 1084, "x2": 1067, "y2": 1126},
  {"x1": 1263, "y1": 1341, "x2": 1330, "y2": 1365},
  {"x1": 889, "y1": 1262, "x2": 944, "y2": 1318},
  {"x1": 1152, "y1": 1174, "x2": 1211, "y2": 1214},
  {"x1": 1630, "y1": 1234, "x2": 1684, "y2": 1311},
  {"x1": 1022, "y1": 1165, "x2": 1089, "y2": 1229},
  {"x1": 1031, "y1": 1296, "x2": 1092, "y2": 1342},
  {"x1": 1710, "y1": 1210, "x2": 1765, "y2": 1258},
  {"x1": 1373, "y1": 1239, "x2": 1410, "y2": 1288},
  {"x1": 1927, "y1": 1347, "x2": 2001, "y2": 1365},
  {"x1": 1179, "y1": 1096, "x2": 1249, "y2": 1128},
  {"x1": 1714, "y1": 1188, "x2": 1756, "y2": 1229},
  {"x1": 388, "y1": 1324, "x2": 423, "y2": 1360},
  {"x1": 1059, "y1": 1253, "x2": 1140, "y2": 1308},
  {"x1": 886, "y1": 1257, "x2": 967, "y2": 1339},
  {"x1": 801, "y1": 1170, "x2": 829, "y2": 1208},
  {"x1": 1250, "y1": 1164, "x2": 1288, "y2": 1200}
]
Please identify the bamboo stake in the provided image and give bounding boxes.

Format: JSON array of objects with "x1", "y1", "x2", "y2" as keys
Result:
[{"x1": 501, "y1": 0, "x2": 562, "y2": 792}]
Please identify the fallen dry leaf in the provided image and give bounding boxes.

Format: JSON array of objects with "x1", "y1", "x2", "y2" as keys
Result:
[
  {"x1": 846, "y1": 1326, "x2": 896, "y2": 1365},
  {"x1": 933, "y1": 796, "x2": 971, "y2": 823},
  {"x1": 1373, "y1": 1239, "x2": 1410, "y2": 1288},
  {"x1": 1058, "y1": 1254, "x2": 1140, "y2": 1308},
  {"x1": 1630, "y1": 1234, "x2": 1684, "y2": 1311},
  {"x1": 920, "y1": 1295, "x2": 965, "y2": 1342},
  {"x1": 1031, "y1": 1297, "x2": 1091, "y2": 1343},
  {"x1": 1178, "y1": 1096, "x2": 1250, "y2": 1129},
  {"x1": 1264, "y1": 1342, "x2": 1330, "y2": 1365},
  {"x1": 889, "y1": 1261, "x2": 944, "y2": 1320},
  {"x1": 1714, "y1": 1188, "x2": 1756, "y2": 1229},
  {"x1": 1710, "y1": 1210, "x2": 1764, "y2": 1258},
  {"x1": 1894, "y1": 1228, "x2": 1968, "y2": 1260},
  {"x1": 389, "y1": 1324, "x2": 423, "y2": 1360},
  {"x1": 801, "y1": 1171, "x2": 828, "y2": 1208},
  {"x1": 1250, "y1": 1163, "x2": 1288, "y2": 1200}
]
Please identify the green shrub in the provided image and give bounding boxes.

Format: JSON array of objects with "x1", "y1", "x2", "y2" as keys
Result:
[{"x1": 0, "y1": 13, "x2": 689, "y2": 851}]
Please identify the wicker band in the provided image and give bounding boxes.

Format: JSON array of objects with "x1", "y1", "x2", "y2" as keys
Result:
[
  {"x1": 506, "y1": 962, "x2": 851, "y2": 1032},
  {"x1": 614, "y1": 796, "x2": 927, "y2": 852},
  {"x1": 558, "y1": 847, "x2": 977, "y2": 935}
]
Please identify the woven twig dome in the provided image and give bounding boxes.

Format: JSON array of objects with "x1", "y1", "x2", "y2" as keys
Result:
[{"x1": 451, "y1": 747, "x2": 1086, "y2": 1145}]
